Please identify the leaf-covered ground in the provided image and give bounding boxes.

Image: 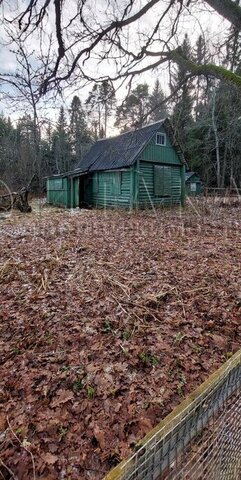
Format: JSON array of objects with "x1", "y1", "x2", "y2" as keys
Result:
[{"x1": 0, "y1": 202, "x2": 241, "y2": 479}]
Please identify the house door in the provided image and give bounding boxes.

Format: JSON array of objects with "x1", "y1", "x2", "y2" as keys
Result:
[{"x1": 79, "y1": 175, "x2": 92, "y2": 207}]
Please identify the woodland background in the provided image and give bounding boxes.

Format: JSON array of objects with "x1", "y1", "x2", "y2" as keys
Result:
[{"x1": 1, "y1": 29, "x2": 241, "y2": 193}]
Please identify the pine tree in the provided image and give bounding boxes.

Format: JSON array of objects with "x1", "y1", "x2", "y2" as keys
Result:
[
  {"x1": 98, "y1": 80, "x2": 116, "y2": 136},
  {"x1": 40, "y1": 121, "x2": 54, "y2": 178},
  {"x1": 148, "y1": 80, "x2": 168, "y2": 122},
  {"x1": 86, "y1": 80, "x2": 115, "y2": 138},
  {"x1": 115, "y1": 83, "x2": 150, "y2": 132},
  {"x1": 226, "y1": 0, "x2": 241, "y2": 73},
  {"x1": 171, "y1": 34, "x2": 194, "y2": 160},
  {"x1": 193, "y1": 36, "x2": 210, "y2": 118},
  {"x1": 203, "y1": 10, "x2": 241, "y2": 188},
  {"x1": 0, "y1": 115, "x2": 15, "y2": 178},
  {"x1": 12, "y1": 115, "x2": 37, "y2": 187},
  {"x1": 69, "y1": 96, "x2": 90, "y2": 161},
  {"x1": 52, "y1": 106, "x2": 71, "y2": 173}
]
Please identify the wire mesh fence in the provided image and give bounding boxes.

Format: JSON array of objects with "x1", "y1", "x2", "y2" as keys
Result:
[
  {"x1": 104, "y1": 350, "x2": 241, "y2": 480},
  {"x1": 163, "y1": 389, "x2": 240, "y2": 480}
]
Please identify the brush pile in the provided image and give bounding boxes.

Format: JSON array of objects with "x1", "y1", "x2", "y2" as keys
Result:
[{"x1": 0, "y1": 188, "x2": 31, "y2": 213}]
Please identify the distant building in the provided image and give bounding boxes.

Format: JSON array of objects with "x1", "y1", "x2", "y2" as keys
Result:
[
  {"x1": 185, "y1": 172, "x2": 202, "y2": 196},
  {"x1": 46, "y1": 119, "x2": 187, "y2": 209}
]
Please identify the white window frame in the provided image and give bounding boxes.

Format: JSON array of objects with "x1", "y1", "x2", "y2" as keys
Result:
[
  {"x1": 156, "y1": 132, "x2": 166, "y2": 146},
  {"x1": 190, "y1": 182, "x2": 197, "y2": 192}
]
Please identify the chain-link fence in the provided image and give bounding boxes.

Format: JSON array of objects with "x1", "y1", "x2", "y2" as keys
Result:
[{"x1": 104, "y1": 350, "x2": 241, "y2": 480}]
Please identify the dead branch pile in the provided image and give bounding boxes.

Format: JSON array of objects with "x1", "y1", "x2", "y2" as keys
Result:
[{"x1": 0, "y1": 188, "x2": 31, "y2": 213}]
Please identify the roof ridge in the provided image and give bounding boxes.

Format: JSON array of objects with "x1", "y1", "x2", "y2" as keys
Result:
[
  {"x1": 96, "y1": 119, "x2": 166, "y2": 142},
  {"x1": 73, "y1": 117, "x2": 186, "y2": 173}
]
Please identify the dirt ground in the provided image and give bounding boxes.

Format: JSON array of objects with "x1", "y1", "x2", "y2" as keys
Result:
[{"x1": 0, "y1": 199, "x2": 241, "y2": 479}]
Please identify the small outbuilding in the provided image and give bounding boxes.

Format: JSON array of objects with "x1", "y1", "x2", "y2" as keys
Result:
[
  {"x1": 185, "y1": 171, "x2": 202, "y2": 196},
  {"x1": 47, "y1": 119, "x2": 186, "y2": 209}
]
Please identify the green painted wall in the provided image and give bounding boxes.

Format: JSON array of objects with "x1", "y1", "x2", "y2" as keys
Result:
[
  {"x1": 73, "y1": 177, "x2": 79, "y2": 207},
  {"x1": 138, "y1": 161, "x2": 182, "y2": 207},
  {"x1": 85, "y1": 169, "x2": 132, "y2": 207},
  {"x1": 47, "y1": 127, "x2": 185, "y2": 209},
  {"x1": 186, "y1": 174, "x2": 202, "y2": 196},
  {"x1": 47, "y1": 177, "x2": 70, "y2": 207},
  {"x1": 138, "y1": 127, "x2": 182, "y2": 166}
]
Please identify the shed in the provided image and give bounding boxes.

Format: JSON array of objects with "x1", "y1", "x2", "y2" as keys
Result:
[
  {"x1": 47, "y1": 119, "x2": 186, "y2": 209},
  {"x1": 185, "y1": 172, "x2": 202, "y2": 196}
]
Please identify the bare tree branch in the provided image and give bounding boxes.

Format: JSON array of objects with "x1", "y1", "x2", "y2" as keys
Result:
[
  {"x1": 2, "y1": 0, "x2": 241, "y2": 93},
  {"x1": 204, "y1": 0, "x2": 241, "y2": 30}
]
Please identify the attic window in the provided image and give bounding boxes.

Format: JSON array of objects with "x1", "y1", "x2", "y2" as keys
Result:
[{"x1": 156, "y1": 132, "x2": 166, "y2": 146}]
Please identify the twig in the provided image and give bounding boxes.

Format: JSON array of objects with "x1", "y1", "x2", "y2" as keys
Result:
[
  {"x1": 174, "y1": 287, "x2": 186, "y2": 321},
  {"x1": 6, "y1": 417, "x2": 36, "y2": 480},
  {"x1": 0, "y1": 458, "x2": 17, "y2": 480},
  {"x1": 111, "y1": 294, "x2": 129, "y2": 315},
  {"x1": 121, "y1": 299, "x2": 162, "y2": 323},
  {"x1": 105, "y1": 275, "x2": 130, "y2": 297},
  {"x1": 0, "y1": 260, "x2": 11, "y2": 279},
  {"x1": 183, "y1": 286, "x2": 210, "y2": 294}
]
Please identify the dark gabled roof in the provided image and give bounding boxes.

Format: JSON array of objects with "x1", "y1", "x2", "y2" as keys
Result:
[
  {"x1": 185, "y1": 171, "x2": 201, "y2": 182},
  {"x1": 74, "y1": 119, "x2": 185, "y2": 173},
  {"x1": 185, "y1": 172, "x2": 195, "y2": 181}
]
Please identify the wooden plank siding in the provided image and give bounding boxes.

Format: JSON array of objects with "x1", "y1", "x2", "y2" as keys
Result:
[
  {"x1": 73, "y1": 177, "x2": 79, "y2": 207},
  {"x1": 140, "y1": 144, "x2": 181, "y2": 165},
  {"x1": 135, "y1": 127, "x2": 183, "y2": 207},
  {"x1": 47, "y1": 177, "x2": 70, "y2": 207},
  {"x1": 138, "y1": 161, "x2": 182, "y2": 207},
  {"x1": 186, "y1": 174, "x2": 202, "y2": 196},
  {"x1": 139, "y1": 126, "x2": 182, "y2": 166},
  {"x1": 46, "y1": 123, "x2": 185, "y2": 209},
  {"x1": 85, "y1": 169, "x2": 132, "y2": 207}
]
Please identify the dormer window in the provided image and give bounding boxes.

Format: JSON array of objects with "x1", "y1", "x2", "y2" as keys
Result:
[{"x1": 156, "y1": 132, "x2": 166, "y2": 146}]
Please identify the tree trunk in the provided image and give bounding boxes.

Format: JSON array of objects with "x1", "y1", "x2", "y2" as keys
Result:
[
  {"x1": 221, "y1": 136, "x2": 229, "y2": 188},
  {"x1": 211, "y1": 87, "x2": 221, "y2": 189},
  {"x1": 205, "y1": 0, "x2": 241, "y2": 31},
  {"x1": 104, "y1": 103, "x2": 107, "y2": 138}
]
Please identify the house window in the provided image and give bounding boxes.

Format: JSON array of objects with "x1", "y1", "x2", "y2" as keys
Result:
[
  {"x1": 154, "y1": 165, "x2": 171, "y2": 197},
  {"x1": 156, "y1": 132, "x2": 166, "y2": 146},
  {"x1": 190, "y1": 182, "x2": 197, "y2": 192}
]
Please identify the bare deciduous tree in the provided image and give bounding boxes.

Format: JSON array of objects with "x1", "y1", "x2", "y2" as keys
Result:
[{"x1": 1, "y1": 0, "x2": 241, "y2": 95}]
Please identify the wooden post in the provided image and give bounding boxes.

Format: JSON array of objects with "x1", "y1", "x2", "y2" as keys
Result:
[
  {"x1": 70, "y1": 177, "x2": 74, "y2": 208},
  {"x1": 130, "y1": 166, "x2": 134, "y2": 210},
  {"x1": 181, "y1": 164, "x2": 186, "y2": 207},
  {"x1": 134, "y1": 159, "x2": 140, "y2": 209}
]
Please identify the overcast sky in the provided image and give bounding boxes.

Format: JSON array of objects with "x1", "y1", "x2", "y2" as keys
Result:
[{"x1": 0, "y1": 0, "x2": 230, "y2": 135}]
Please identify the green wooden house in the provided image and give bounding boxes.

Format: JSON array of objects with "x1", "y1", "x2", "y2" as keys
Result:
[
  {"x1": 47, "y1": 119, "x2": 186, "y2": 209},
  {"x1": 185, "y1": 171, "x2": 202, "y2": 196}
]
